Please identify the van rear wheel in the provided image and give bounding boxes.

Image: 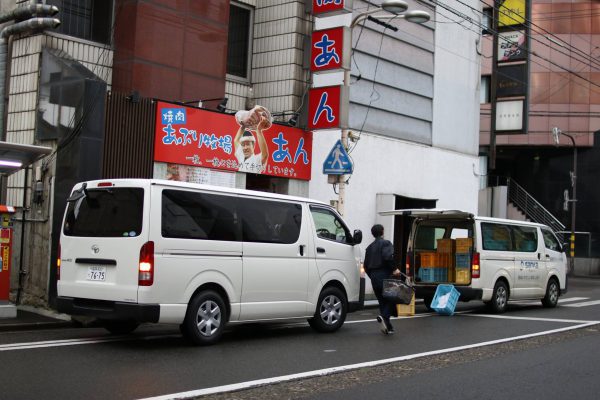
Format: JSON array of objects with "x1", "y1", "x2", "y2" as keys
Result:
[
  {"x1": 487, "y1": 281, "x2": 509, "y2": 313},
  {"x1": 182, "y1": 290, "x2": 227, "y2": 346},
  {"x1": 308, "y1": 286, "x2": 347, "y2": 333},
  {"x1": 542, "y1": 278, "x2": 560, "y2": 308},
  {"x1": 100, "y1": 319, "x2": 139, "y2": 335}
]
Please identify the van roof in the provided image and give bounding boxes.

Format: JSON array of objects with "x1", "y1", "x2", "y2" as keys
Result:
[
  {"x1": 379, "y1": 208, "x2": 548, "y2": 228},
  {"x1": 75, "y1": 179, "x2": 329, "y2": 206}
]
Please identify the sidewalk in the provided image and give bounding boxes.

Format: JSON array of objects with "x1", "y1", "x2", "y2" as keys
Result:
[{"x1": 0, "y1": 305, "x2": 73, "y2": 332}]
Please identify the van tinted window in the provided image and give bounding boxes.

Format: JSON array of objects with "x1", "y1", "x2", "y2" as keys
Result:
[
  {"x1": 63, "y1": 188, "x2": 144, "y2": 237},
  {"x1": 241, "y1": 199, "x2": 302, "y2": 243},
  {"x1": 542, "y1": 228, "x2": 562, "y2": 252},
  {"x1": 512, "y1": 226, "x2": 538, "y2": 252},
  {"x1": 481, "y1": 223, "x2": 512, "y2": 251},
  {"x1": 162, "y1": 190, "x2": 240, "y2": 241}
]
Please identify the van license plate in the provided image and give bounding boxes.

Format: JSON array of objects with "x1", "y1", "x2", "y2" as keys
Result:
[{"x1": 87, "y1": 266, "x2": 106, "y2": 281}]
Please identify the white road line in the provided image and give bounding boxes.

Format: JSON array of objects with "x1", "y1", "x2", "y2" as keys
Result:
[
  {"x1": 0, "y1": 334, "x2": 180, "y2": 352},
  {"x1": 510, "y1": 297, "x2": 589, "y2": 305},
  {"x1": 137, "y1": 321, "x2": 600, "y2": 400},
  {"x1": 460, "y1": 313, "x2": 597, "y2": 324},
  {"x1": 562, "y1": 300, "x2": 600, "y2": 308}
]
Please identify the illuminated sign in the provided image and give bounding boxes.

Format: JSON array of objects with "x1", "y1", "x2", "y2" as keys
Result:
[
  {"x1": 498, "y1": 0, "x2": 526, "y2": 27},
  {"x1": 307, "y1": 86, "x2": 349, "y2": 130},
  {"x1": 154, "y1": 102, "x2": 313, "y2": 180},
  {"x1": 495, "y1": 100, "x2": 524, "y2": 133},
  {"x1": 310, "y1": 0, "x2": 353, "y2": 16},
  {"x1": 311, "y1": 27, "x2": 350, "y2": 72}
]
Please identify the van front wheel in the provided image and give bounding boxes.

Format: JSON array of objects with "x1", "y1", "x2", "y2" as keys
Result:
[
  {"x1": 542, "y1": 278, "x2": 560, "y2": 308},
  {"x1": 488, "y1": 281, "x2": 509, "y2": 313},
  {"x1": 182, "y1": 290, "x2": 227, "y2": 345},
  {"x1": 308, "y1": 286, "x2": 347, "y2": 333}
]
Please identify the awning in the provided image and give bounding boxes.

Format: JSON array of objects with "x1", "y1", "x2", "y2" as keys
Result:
[{"x1": 0, "y1": 141, "x2": 52, "y2": 175}]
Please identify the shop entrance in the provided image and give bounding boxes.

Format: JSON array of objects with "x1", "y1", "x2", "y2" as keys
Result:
[
  {"x1": 245, "y1": 173, "x2": 289, "y2": 194},
  {"x1": 393, "y1": 195, "x2": 436, "y2": 273}
]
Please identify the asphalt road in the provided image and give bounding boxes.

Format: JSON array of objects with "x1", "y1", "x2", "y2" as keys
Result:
[{"x1": 0, "y1": 277, "x2": 598, "y2": 400}]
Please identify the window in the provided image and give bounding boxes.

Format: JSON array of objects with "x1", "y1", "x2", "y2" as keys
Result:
[
  {"x1": 512, "y1": 226, "x2": 538, "y2": 252},
  {"x1": 47, "y1": 0, "x2": 114, "y2": 45},
  {"x1": 64, "y1": 188, "x2": 144, "y2": 237},
  {"x1": 415, "y1": 226, "x2": 446, "y2": 251},
  {"x1": 310, "y1": 207, "x2": 351, "y2": 244},
  {"x1": 240, "y1": 199, "x2": 302, "y2": 244},
  {"x1": 481, "y1": 75, "x2": 491, "y2": 104},
  {"x1": 162, "y1": 190, "x2": 240, "y2": 241},
  {"x1": 481, "y1": 223, "x2": 512, "y2": 251},
  {"x1": 482, "y1": 7, "x2": 493, "y2": 35},
  {"x1": 227, "y1": 2, "x2": 253, "y2": 80},
  {"x1": 542, "y1": 228, "x2": 562, "y2": 252}
]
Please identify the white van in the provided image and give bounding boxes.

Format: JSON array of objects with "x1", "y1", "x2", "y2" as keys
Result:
[
  {"x1": 381, "y1": 209, "x2": 567, "y2": 312},
  {"x1": 57, "y1": 179, "x2": 364, "y2": 345}
]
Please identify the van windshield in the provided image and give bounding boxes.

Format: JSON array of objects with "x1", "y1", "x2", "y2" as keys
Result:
[{"x1": 63, "y1": 188, "x2": 144, "y2": 237}]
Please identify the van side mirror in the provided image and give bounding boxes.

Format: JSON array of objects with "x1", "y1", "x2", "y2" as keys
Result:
[{"x1": 352, "y1": 229, "x2": 362, "y2": 245}]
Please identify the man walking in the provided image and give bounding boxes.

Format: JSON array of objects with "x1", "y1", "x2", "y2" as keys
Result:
[{"x1": 364, "y1": 224, "x2": 400, "y2": 335}]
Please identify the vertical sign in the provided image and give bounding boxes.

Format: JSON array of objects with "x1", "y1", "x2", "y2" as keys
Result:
[
  {"x1": 310, "y1": 0, "x2": 353, "y2": 16},
  {"x1": 311, "y1": 27, "x2": 351, "y2": 72},
  {"x1": 0, "y1": 228, "x2": 12, "y2": 301},
  {"x1": 308, "y1": 86, "x2": 349, "y2": 130}
]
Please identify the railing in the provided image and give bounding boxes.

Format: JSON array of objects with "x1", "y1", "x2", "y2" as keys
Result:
[{"x1": 507, "y1": 178, "x2": 566, "y2": 239}]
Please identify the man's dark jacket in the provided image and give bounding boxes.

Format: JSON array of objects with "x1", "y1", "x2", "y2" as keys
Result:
[{"x1": 364, "y1": 237, "x2": 394, "y2": 273}]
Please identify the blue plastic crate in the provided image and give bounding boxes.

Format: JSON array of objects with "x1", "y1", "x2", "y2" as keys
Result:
[
  {"x1": 431, "y1": 284, "x2": 460, "y2": 315},
  {"x1": 420, "y1": 268, "x2": 447, "y2": 282}
]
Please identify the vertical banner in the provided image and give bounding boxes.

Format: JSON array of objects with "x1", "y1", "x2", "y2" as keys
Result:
[
  {"x1": 155, "y1": 102, "x2": 313, "y2": 180},
  {"x1": 0, "y1": 228, "x2": 12, "y2": 301},
  {"x1": 498, "y1": 0, "x2": 526, "y2": 27},
  {"x1": 307, "y1": 85, "x2": 349, "y2": 130},
  {"x1": 309, "y1": 0, "x2": 353, "y2": 16},
  {"x1": 311, "y1": 27, "x2": 351, "y2": 72}
]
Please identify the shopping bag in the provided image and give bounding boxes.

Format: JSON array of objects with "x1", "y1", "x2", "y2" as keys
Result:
[{"x1": 382, "y1": 279, "x2": 414, "y2": 305}]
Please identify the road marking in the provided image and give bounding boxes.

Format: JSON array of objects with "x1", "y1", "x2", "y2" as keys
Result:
[
  {"x1": 460, "y1": 313, "x2": 596, "y2": 324},
  {"x1": 0, "y1": 334, "x2": 180, "y2": 352},
  {"x1": 562, "y1": 299, "x2": 600, "y2": 308},
  {"x1": 137, "y1": 321, "x2": 600, "y2": 400},
  {"x1": 509, "y1": 297, "x2": 589, "y2": 305}
]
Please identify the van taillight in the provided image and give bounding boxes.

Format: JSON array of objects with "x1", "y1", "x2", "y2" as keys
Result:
[
  {"x1": 472, "y1": 252, "x2": 480, "y2": 279},
  {"x1": 56, "y1": 243, "x2": 61, "y2": 280},
  {"x1": 139, "y1": 241, "x2": 154, "y2": 286}
]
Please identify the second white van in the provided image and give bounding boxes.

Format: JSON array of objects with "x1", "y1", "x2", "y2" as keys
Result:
[
  {"x1": 57, "y1": 179, "x2": 364, "y2": 345},
  {"x1": 381, "y1": 209, "x2": 567, "y2": 312}
]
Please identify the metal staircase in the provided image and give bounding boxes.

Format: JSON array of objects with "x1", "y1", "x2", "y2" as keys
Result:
[{"x1": 507, "y1": 178, "x2": 566, "y2": 239}]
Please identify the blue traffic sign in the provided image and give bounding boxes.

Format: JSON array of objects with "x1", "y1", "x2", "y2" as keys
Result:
[{"x1": 323, "y1": 139, "x2": 353, "y2": 175}]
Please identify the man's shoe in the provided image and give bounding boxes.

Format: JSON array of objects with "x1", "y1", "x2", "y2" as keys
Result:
[{"x1": 376, "y1": 316, "x2": 388, "y2": 335}]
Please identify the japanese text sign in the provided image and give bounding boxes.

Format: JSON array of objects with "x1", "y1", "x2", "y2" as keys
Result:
[
  {"x1": 311, "y1": 27, "x2": 350, "y2": 72},
  {"x1": 154, "y1": 101, "x2": 313, "y2": 180},
  {"x1": 308, "y1": 86, "x2": 349, "y2": 130},
  {"x1": 309, "y1": 0, "x2": 353, "y2": 16},
  {"x1": 498, "y1": 0, "x2": 525, "y2": 27}
]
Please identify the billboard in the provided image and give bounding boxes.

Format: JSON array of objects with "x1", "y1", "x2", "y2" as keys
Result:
[
  {"x1": 498, "y1": 0, "x2": 526, "y2": 27},
  {"x1": 154, "y1": 102, "x2": 313, "y2": 180},
  {"x1": 498, "y1": 31, "x2": 526, "y2": 62}
]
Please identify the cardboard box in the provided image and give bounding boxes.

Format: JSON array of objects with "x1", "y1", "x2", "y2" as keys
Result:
[{"x1": 396, "y1": 293, "x2": 415, "y2": 316}]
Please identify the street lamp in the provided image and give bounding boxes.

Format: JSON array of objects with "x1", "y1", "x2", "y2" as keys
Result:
[
  {"x1": 552, "y1": 127, "x2": 577, "y2": 274},
  {"x1": 335, "y1": 1, "x2": 430, "y2": 216}
]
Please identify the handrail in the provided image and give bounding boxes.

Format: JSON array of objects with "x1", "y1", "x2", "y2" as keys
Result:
[{"x1": 507, "y1": 178, "x2": 566, "y2": 238}]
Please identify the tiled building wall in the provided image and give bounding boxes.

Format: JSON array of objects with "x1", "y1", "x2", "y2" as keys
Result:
[
  {"x1": 5, "y1": 33, "x2": 112, "y2": 206},
  {"x1": 226, "y1": 0, "x2": 310, "y2": 123}
]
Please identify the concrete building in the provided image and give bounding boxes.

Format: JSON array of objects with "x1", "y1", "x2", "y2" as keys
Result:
[
  {"x1": 479, "y1": 0, "x2": 600, "y2": 266},
  {"x1": 0, "y1": 0, "x2": 480, "y2": 307}
]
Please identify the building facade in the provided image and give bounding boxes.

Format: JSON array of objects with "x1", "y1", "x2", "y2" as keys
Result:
[
  {"x1": 479, "y1": 0, "x2": 600, "y2": 259},
  {"x1": 0, "y1": 0, "x2": 480, "y2": 306}
]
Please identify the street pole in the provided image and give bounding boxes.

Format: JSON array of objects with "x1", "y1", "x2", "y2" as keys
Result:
[{"x1": 570, "y1": 135, "x2": 577, "y2": 274}]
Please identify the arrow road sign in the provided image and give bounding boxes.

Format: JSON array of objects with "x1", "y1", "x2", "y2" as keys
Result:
[{"x1": 323, "y1": 139, "x2": 353, "y2": 175}]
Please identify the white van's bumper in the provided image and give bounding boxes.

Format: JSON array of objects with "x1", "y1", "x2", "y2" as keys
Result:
[{"x1": 56, "y1": 296, "x2": 160, "y2": 323}]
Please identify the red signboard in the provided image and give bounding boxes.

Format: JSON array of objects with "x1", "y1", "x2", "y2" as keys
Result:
[
  {"x1": 308, "y1": 86, "x2": 348, "y2": 130},
  {"x1": 154, "y1": 102, "x2": 313, "y2": 180},
  {"x1": 0, "y1": 228, "x2": 12, "y2": 301},
  {"x1": 311, "y1": 0, "x2": 353, "y2": 16},
  {"x1": 311, "y1": 27, "x2": 350, "y2": 72}
]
